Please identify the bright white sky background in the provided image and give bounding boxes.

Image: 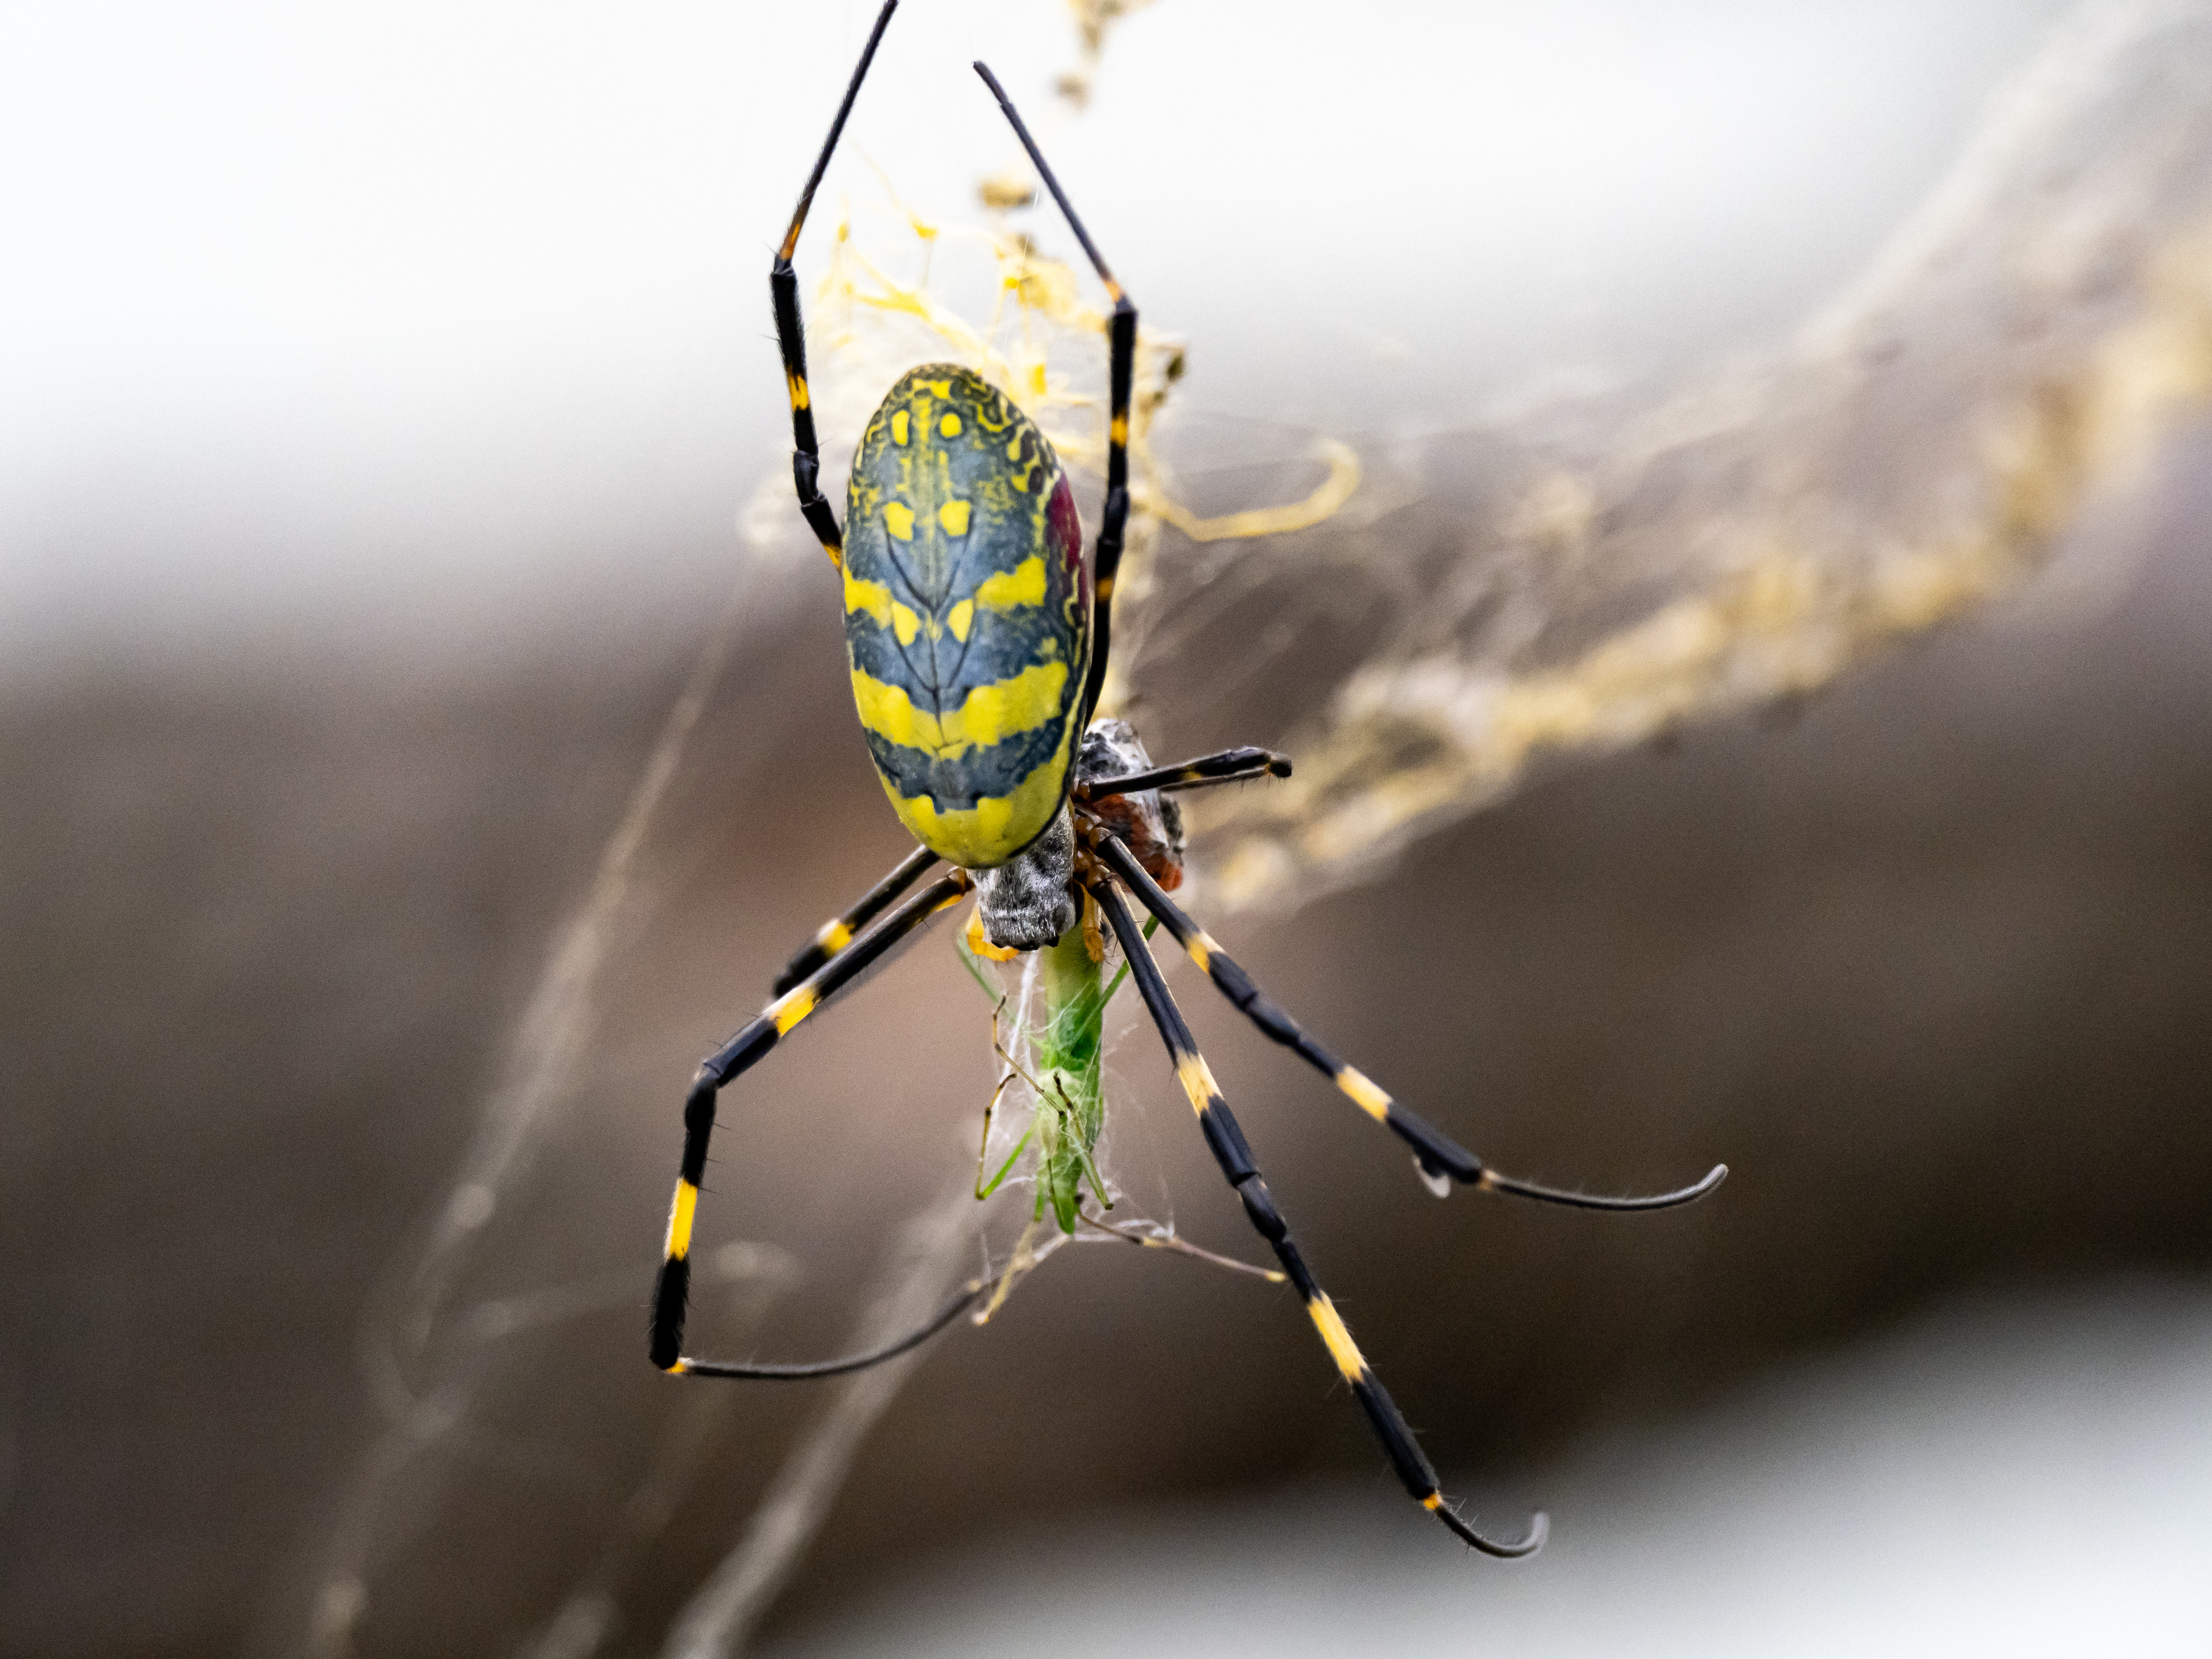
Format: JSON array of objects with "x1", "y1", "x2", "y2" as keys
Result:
[{"x1": 0, "y1": 1, "x2": 2071, "y2": 665}]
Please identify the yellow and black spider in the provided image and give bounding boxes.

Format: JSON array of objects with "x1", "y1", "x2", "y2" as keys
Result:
[{"x1": 648, "y1": 0, "x2": 1725, "y2": 1558}]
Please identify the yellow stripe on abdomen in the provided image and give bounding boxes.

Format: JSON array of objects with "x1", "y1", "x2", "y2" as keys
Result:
[
  {"x1": 851, "y1": 661, "x2": 1069, "y2": 759},
  {"x1": 883, "y1": 722, "x2": 1075, "y2": 868}
]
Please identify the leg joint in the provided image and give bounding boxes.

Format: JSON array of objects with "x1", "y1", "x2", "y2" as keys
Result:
[
  {"x1": 1349, "y1": 1375, "x2": 1439, "y2": 1498},
  {"x1": 1201, "y1": 1108, "x2": 1258, "y2": 1186},
  {"x1": 1386, "y1": 1111, "x2": 1482, "y2": 1184},
  {"x1": 1243, "y1": 988, "x2": 1303, "y2": 1042},
  {"x1": 683, "y1": 1076, "x2": 717, "y2": 1136},
  {"x1": 649, "y1": 1255, "x2": 690, "y2": 1371},
  {"x1": 1234, "y1": 1173, "x2": 1288, "y2": 1243}
]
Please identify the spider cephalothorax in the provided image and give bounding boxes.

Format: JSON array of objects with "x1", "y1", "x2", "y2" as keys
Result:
[
  {"x1": 646, "y1": 0, "x2": 1726, "y2": 1560},
  {"x1": 969, "y1": 718, "x2": 1183, "y2": 954}
]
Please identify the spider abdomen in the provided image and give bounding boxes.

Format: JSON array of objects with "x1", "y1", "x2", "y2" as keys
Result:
[{"x1": 843, "y1": 362, "x2": 1091, "y2": 867}]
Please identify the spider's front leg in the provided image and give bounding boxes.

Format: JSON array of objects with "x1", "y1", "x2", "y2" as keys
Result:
[
  {"x1": 1086, "y1": 827, "x2": 1726, "y2": 1212},
  {"x1": 768, "y1": 0, "x2": 902, "y2": 571}
]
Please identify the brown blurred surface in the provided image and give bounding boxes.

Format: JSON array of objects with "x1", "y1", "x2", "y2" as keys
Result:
[{"x1": 4, "y1": 433, "x2": 2211, "y2": 1657}]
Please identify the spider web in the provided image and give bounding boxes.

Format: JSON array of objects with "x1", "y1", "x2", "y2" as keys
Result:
[
  {"x1": 685, "y1": 8, "x2": 2212, "y2": 1641},
  {"x1": 285, "y1": 13, "x2": 1336, "y2": 1657},
  {"x1": 731, "y1": 171, "x2": 1360, "y2": 725},
  {"x1": 659, "y1": 5, "x2": 2212, "y2": 1635},
  {"x1": 1159, "y1": 0, "x2": 2212, "y2": 910},
  {"x1": 290, "y1": 4, "x2": 2212, "y2": 1655},
  {"x1": 736, "y1": 2, "x2": 2212, "y2": 921}
]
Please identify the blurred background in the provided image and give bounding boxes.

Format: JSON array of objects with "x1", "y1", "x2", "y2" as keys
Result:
[{"x1": 5, "y1": 2, "x2": 2211, "y2": 1655}]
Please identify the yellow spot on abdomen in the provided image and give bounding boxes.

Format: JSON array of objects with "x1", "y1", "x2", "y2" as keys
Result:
[
  {"x1": 891, "y1": 409, "x2": 909, "y2": 446},
  {"x1": 948, "y1": 599, "x2": 975, "y2": 642},
  {"x1": 885, "y1": 725, "x2": 1076, "y2": 867},
  {"x1": 1308, "y1": 1294, "x2": 1367, "y2": 1382},
  {"x1": 665, "y1": 1179, "x2": 699, "y2": 1260},
  {"x1": 940, "y1": 500, "x2": 972, "y2": 537},
  {"x1": 940, "y1": 412, "x2": 963, "y2": 438},
  {"x1": 974, "y1": 556, "x2": 1047, "y2": 611},
  {"x1": 846, "y1": 571, "x2": 923, "y2": 645},
  {"x1": 884, "y1": 501, "x2": 915, "y2": 541},
  {"x1": 851, "y1": 660, "x2": 1070, "y2": 758},
  {"x1": 843, "y1": 571, "x2": 894, "y2": 629}
]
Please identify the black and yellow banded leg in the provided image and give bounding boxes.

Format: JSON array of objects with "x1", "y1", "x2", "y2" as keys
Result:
[
  {"x1": 651, "y1": 867, "x2": 972, "y2": 1375},
  {"x1": 1089, "y1": 877, "x2": 1545, "y2": 1558},
  {"x1": 972, "y1": 64, "x2": 1135, "y2": 731},
  {"x1": 772, "y1": 844, "x2": 941, "y2": 996},
  {"x1": 1091, "y1": 830, "x2": 1727, "y2": 1212},
  {"x1": 678, "y1": 1273, "x2": 999, "y2": 1381},
  {"x1": 770, "y1": 0, "x2": 903, "y2": 569},
  {"x1": 1079, "y1": 746, "x2": 1292, "y2": 802}
]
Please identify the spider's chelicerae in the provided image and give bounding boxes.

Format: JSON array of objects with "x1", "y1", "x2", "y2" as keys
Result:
[{"x1": 648, "y1": 0, "x2": 1725, "y2": 1557}]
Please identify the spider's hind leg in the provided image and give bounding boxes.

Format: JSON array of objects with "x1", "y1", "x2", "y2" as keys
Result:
[
  {"x1": 1087, "y1": 828, "x2": 1726, "y2": 1212},
  {"x1": 1088, "y1": 875, "x2": 1545, "y2": 1558}
]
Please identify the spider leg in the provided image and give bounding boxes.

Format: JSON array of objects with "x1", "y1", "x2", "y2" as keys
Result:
[
  {"x1": 772, "y1": 0, "x2": 901, "y2": 569},
  {"x1": 1089, "y1": 875, "x2": 1545, "y2": 1558},
  {"x1": 772, "y1": 844, "x2": 941, "y2": 996},
  {"x1": 677, "y1": 1272, "x2": 998, "y2": 1380},
  {"x1": 1089, "y1": 829, "x2": 1726, "y2": 1211},
  {"x1": 651, "y1": 867, "x2": 972, "y2": 1374},
  {"x1": 1078, "y1": 747, "x2": 1293, "y2": 801},
  {"x1": 972, "y1": 64, "x2": 1134, "y2": 730}
]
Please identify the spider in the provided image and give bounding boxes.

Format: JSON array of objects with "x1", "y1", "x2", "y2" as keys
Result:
[{"x1": 648, "y1": 0, "x2": 1725, "y2": 1558}]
